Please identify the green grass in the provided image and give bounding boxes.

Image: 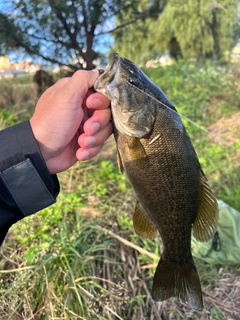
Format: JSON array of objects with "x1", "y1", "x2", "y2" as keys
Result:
[
  {"x1": 1, "y1": 60, "x2": 240, "y2": 319},
  {"x1": 0, "y1": 74, "x2": 33, "y2": 86}
]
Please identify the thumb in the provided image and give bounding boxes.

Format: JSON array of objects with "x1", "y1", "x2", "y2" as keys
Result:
[{"x1": 60, "y1": 69, "x2": 99, "y2": 101}]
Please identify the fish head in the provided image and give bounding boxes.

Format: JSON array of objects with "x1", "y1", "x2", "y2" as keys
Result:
[{"x1": 94, "y1": 53, "x2": 159, "y2": 138}]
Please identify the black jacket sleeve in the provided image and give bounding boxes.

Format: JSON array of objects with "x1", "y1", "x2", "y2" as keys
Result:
[{"x1": 0, "y1": 121, "x2": 60, "y2": 245}]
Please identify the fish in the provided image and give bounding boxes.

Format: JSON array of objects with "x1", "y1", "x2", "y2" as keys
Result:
[{"x1": 94, "y1": 53, "x2": 219, "y2": 311}]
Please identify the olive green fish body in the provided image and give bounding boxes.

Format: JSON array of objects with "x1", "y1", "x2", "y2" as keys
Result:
[
  {"x1": 94, "y1": 54, "x2": 218, "y2": 311},
  {"x1": 115, "y1": 109, "x2": 200, "y2": 259},
  {"x1": 114, "y1": 109, "x2": 204, "y2": 309}
]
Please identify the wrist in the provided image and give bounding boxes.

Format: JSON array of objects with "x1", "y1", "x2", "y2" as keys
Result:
[{"x1": 29, "y1": 118, "x2": 51, "y2": 171}]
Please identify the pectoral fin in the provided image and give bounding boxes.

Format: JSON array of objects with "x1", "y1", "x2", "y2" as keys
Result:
[
  {"x1": 117, "y1": 149, "x2": 124, "y2": 174},
  {"x1": 193, "y1": 174, "x2": 219, "y2": 242},
  {"x1": 127, "y1": 138, "x2": 148, "y2": 170},
  {"x1": 133, "y1": 201, "x2": 158, "y2": 239}
]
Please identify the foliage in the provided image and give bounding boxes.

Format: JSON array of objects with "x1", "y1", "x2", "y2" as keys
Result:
[
  {"x1": 157, "y1": 0, "x2": 238, "y2": 60},
  {"x1": 113, "y1": 0, "x2": 165, "y2": 64},
  {"x1": 0, "y1": 75, "x2": 37, "y2": 126},
  {"x1": 143, "y1": 60, "x2": 239, "y2": 122},
  {"x1": 114, "y1": 0, "x2": 238, "y2": 63}
]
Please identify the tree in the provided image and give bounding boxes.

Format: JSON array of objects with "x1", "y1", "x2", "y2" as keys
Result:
[
  {"x1": 113, "y1": 0, "x2": 166, "y2": 64},
  {"x1": 114, "y1": 0, "x2": 238, "y2": 63},
  {"x1": 0, "y1": 0, "x2": 163, "y2": 70},
  {"x1": 154, "y1": 0, "x2": 238, "y2": 61}
]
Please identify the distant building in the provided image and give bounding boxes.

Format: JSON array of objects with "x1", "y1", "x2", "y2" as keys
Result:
[
  {"x1": 0, "y1": 55, "x2": 53, "y2": 79},
  {"x1": 14, "y1": 60, "x2": 32, "y2": 70},
  {"x1": 0, "y1": 56, "x2": 11, "y2": 69}
]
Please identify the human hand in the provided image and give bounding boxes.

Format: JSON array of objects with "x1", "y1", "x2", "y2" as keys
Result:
[{"x1": 30, "y1": 69, "x2": 112, "y2": 175}]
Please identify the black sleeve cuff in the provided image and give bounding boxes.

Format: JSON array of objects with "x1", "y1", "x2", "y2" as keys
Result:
[
  {"x1": 0, "y1": 121, "x2": 59, "y2": 197},
  {"x1": 0, "y1": 121, "x2": 60, "y2": 241},
  {"x1": 1, "y1": 158, "x2": 56, "y2": 216}
]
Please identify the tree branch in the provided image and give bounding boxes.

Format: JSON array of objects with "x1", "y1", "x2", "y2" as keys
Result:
[
  {"x1": 23, "y1": 31, "x2": 73, "y2": 49},
  {"x1": 48, "y1": 0, "x2": 83, "y2": 54},
  {"x1": 11, "y1": 32, "x2": 79, "y2": 69},
  {"x1": 71, "y1": 0, "x2": 80, "y2": 39},
  {"x1": 99, "y1": 18, "x2": 138, "y2": 35}
]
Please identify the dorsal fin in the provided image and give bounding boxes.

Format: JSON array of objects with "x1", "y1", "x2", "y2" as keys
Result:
[{"x1": 193, "y1": 174, "x2": 219, "y2": 242}]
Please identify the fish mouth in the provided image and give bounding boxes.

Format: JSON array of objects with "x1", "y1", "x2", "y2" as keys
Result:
[
  {"x1": 105, "y1": 53, "x2": 119, "y2": 75},
  {"x1": 97, "y1": 53, "x2": 120, "y2": 88}
]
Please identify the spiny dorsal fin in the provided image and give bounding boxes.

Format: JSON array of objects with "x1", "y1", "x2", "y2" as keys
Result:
[
  {"x1": 133, "y1": 201, "x2": 158, "y2": 239},
  {"x1": 193, "y1": 174, "x2": 219, "y2": 242}
]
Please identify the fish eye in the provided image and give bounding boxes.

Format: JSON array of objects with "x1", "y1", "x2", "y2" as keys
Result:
[{"x1": 128, "y1": 77, "x2": 141, "y2": 87}]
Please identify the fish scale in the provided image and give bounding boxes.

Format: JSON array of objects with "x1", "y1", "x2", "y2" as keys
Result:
[{"x1": 94, "y1": 53, "x2": 219, "y2": 311}]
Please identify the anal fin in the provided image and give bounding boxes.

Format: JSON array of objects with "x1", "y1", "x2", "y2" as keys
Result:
[{"x1": 133, "y1": 201, "x2": 157, "y2": 239}]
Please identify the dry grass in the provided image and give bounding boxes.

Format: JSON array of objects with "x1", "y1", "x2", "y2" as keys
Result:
[
  {"x1": 89, "y1": 225, "x2": 240, "y2": 320},
  {"x1": 0, "y1": 83, "x2": 37, "y2": 109},
  {"x1": 1, "y1": 230, "x2": 240, "y2": 319},
  {"x1": 210, "y1": 112, "x2": 240, "y2": 143}
]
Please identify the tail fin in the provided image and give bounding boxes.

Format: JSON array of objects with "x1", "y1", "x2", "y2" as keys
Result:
[{"x1": 152, "y1": 257, "x2": 203, "y2": 311}]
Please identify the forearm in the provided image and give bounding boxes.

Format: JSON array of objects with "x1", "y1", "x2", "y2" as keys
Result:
[{"x1": 0, "y1": 121, "x2": 60, "y2": 245}]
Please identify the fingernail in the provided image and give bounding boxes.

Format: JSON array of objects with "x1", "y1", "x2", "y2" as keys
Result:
[
  {"x1": 92, "y1": 68, "x2": 99, "y2": 74},
  {"x1": 84, "y1": 136, "x2": 95, "y2": 148},
  {"x1": 91, "y1": 98, "x2": 102, "y2": 108},
  {"x1": 92, "y1": 122, "x2": 100, "y2": 134},
  {"x1": 81, "y1": 150, "x2": 90, "y2": 160}
]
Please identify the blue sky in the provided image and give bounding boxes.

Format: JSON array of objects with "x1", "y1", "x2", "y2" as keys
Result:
[{"x1": 0, "y1": 1, "x2": 114, "y2": 64}]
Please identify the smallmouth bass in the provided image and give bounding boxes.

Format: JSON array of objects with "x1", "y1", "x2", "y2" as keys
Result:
[{"x1": 94, "y1": 53, "x2": 218, "y2": 310}]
